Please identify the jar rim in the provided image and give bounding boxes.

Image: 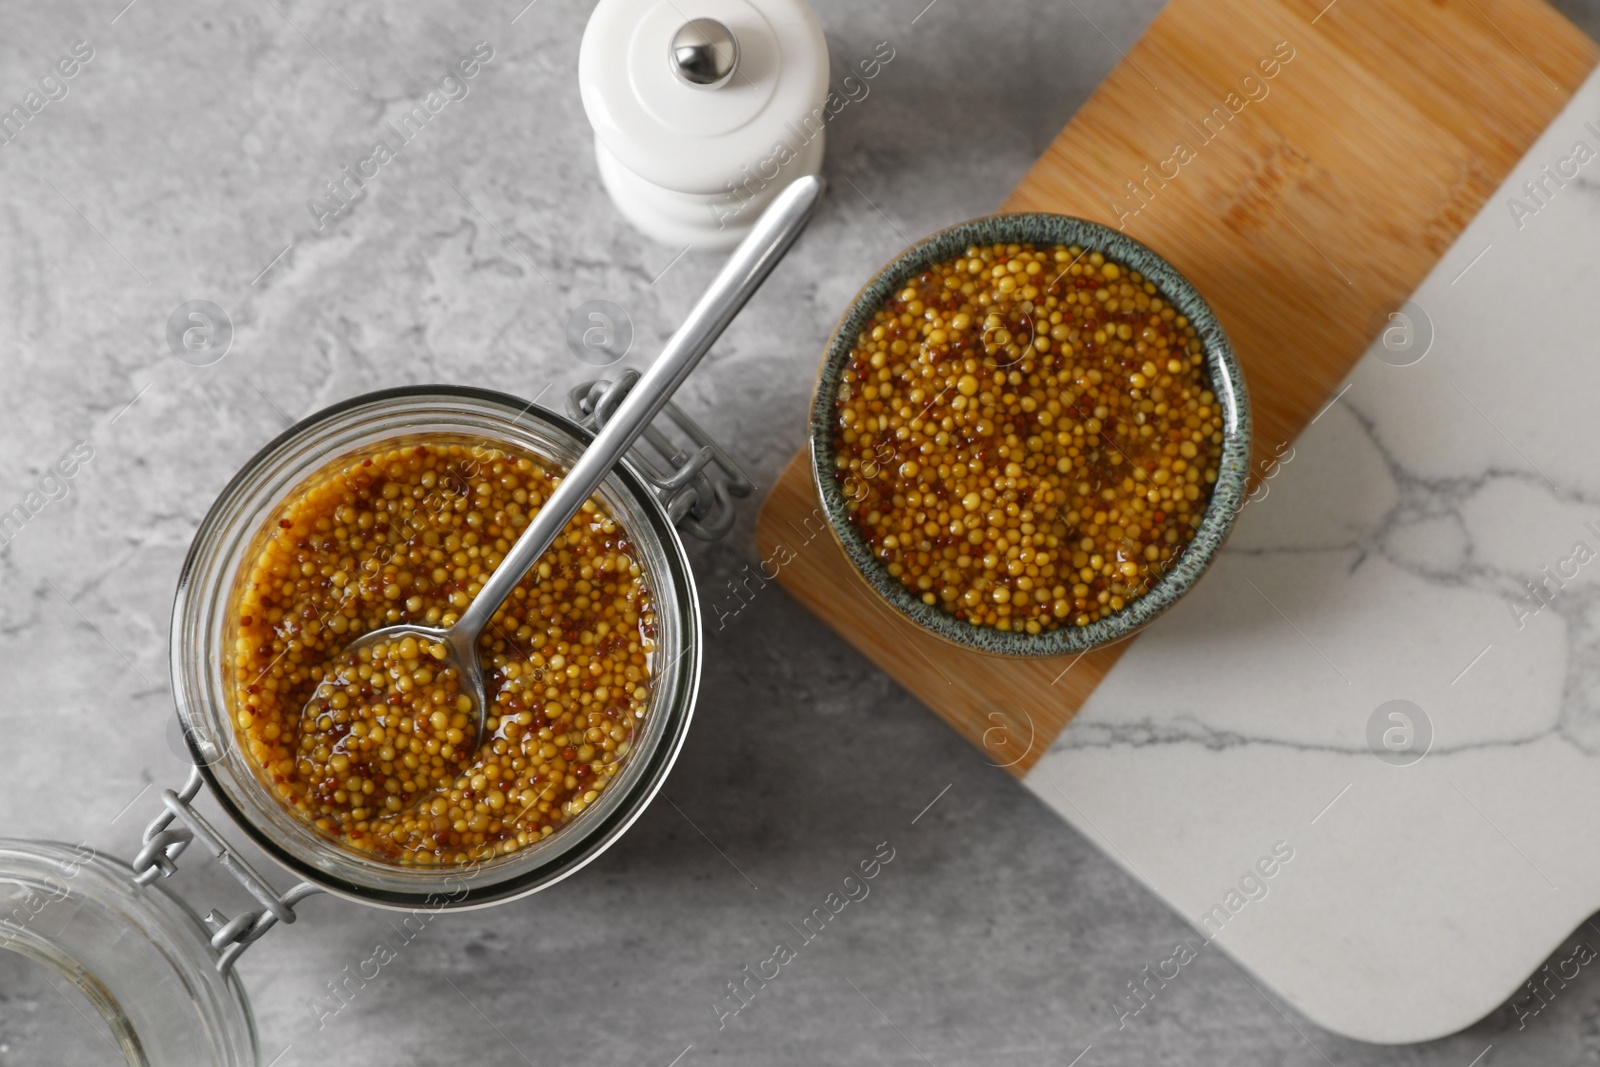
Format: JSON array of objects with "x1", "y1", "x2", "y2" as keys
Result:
[{"x1": 170, "y1": 385, "x2": 701, "y2": 910}]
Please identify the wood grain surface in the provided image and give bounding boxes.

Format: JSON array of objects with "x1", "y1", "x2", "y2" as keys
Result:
[{"x1": 756, "y1": 0, "x2": 1598, "y2": 775}]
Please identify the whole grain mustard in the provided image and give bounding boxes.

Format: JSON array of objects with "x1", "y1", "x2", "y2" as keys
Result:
[
  {"x1": 833, "y1": 243, "x2": 1225, "y2": 633},
  {"x1": 230, "y1": 438, "x2": 655, "y2": 866}
]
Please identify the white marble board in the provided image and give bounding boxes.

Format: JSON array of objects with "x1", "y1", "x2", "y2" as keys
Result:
[{"x1": 1025, "y1": 63, "x2": 1600, "y2": 1045}]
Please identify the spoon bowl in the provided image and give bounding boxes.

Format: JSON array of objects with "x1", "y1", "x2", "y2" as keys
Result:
[{"x1": 339, "y1": 622, "x2": 490, "y2": 738}]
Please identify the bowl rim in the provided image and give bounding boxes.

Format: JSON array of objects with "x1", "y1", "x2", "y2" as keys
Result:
[{"x1": 807, "y1": 212, "x2": 1252, "y2": 658}]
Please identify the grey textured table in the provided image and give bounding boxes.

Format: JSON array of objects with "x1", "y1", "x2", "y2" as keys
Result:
[{"x1": 3, "y1": 1, "x2": 1600, "y2": 1063}]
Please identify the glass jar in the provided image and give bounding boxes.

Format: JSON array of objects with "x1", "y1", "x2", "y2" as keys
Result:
[
  {"x1": 169, "y1": 385, "x2": 702, "y2": 908},
  {"x1": 0, "y1": 839, "x2": 257, "y2": 1065},
  {"x1": 1, "y1": 382, "x2": 742, "y2": 1065}
]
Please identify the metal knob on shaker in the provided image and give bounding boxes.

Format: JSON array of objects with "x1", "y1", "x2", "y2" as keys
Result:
[{"x1": 670, "y1": 18, "x2": 740, "y2": 89}]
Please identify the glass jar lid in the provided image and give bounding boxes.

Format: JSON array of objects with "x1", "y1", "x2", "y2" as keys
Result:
[{"x1": 0, "y1": 839, "x2": 257, "y2": 1066}]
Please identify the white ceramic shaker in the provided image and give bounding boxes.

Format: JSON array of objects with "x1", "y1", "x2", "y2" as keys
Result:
[{"x1": 578, "y1": 0, "x2": 829, "y2": 250}]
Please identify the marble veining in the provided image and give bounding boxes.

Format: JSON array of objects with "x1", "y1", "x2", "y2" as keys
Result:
[{"x1": 1058, "y1": 395, "x2": 1600, "y2": 757}]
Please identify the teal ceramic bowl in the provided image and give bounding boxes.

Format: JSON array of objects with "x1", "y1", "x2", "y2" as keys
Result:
[{"x1": 808, "y1": 213, "x2": 1251, "y2": 658}]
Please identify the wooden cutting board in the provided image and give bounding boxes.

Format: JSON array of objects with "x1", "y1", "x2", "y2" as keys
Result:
[{"x1": 756, "y1": 0, "x2": 1597, "y2": 775}]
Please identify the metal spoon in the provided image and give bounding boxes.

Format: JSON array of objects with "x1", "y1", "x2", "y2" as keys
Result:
[{"x1": 327, "y1": 174, "x2": 825, "y2": 745}]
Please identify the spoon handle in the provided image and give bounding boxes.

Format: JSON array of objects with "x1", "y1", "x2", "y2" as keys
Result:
[{"x1": 457, "y1": 174, "x2": 827, "y2": 638}]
